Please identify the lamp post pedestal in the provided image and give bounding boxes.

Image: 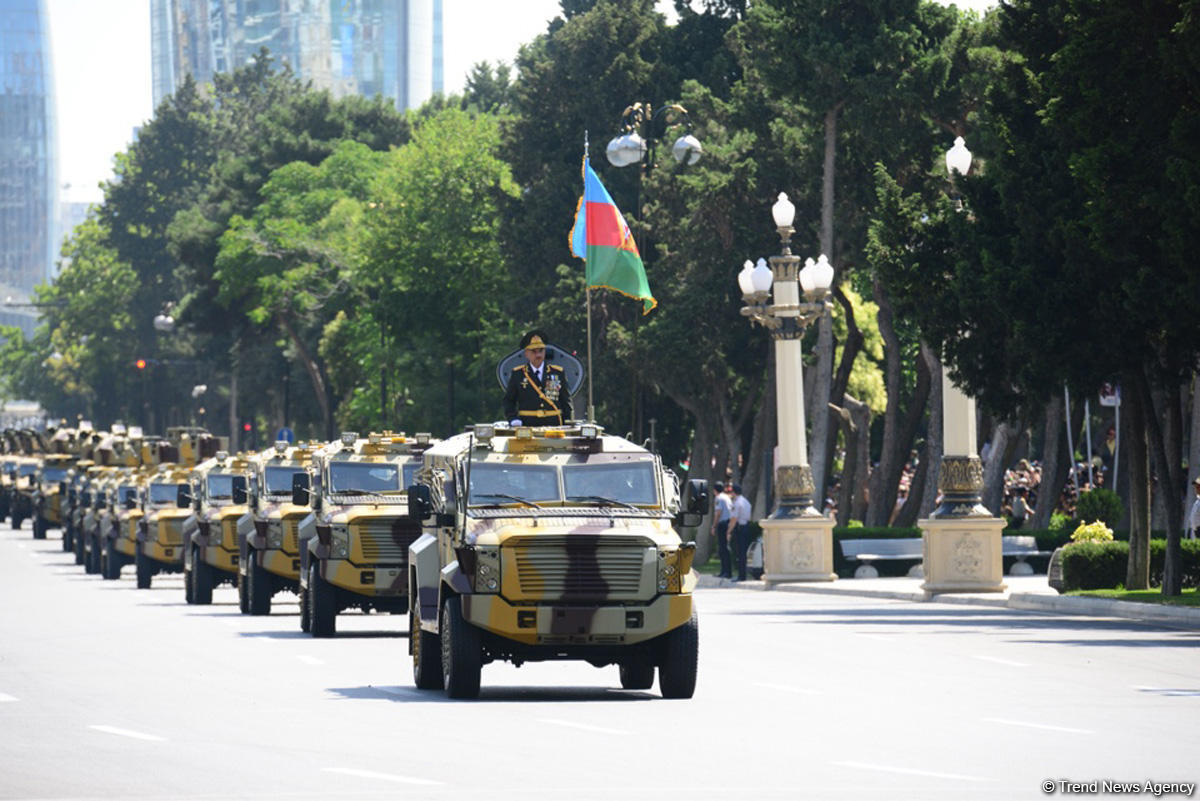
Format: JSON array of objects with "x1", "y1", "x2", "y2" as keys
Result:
[
  {"x1": 919, "y1": 378, "x2": 1007, "y2": 595},
  {"x1": 760, "y1": 466, "x2": 837, "y2": 582}
]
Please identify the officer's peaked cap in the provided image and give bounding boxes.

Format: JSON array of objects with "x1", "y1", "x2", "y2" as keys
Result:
[{"x1": 521, "y1": 330, "x2": 548, "y2": 350}]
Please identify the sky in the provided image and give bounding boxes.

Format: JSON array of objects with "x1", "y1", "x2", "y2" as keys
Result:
[{"x1": 46, "y1": 0, "x2": 995, "y2": 204}]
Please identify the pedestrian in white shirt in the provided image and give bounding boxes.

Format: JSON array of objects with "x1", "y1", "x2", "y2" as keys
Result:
[{"x1": 729, "y1": 484, "x2": 752, "y2": 581}]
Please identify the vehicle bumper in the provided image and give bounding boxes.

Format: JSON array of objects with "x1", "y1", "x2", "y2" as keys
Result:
[
  {"x1": 321, "y1": 558, "x2": 407, "y2": 597},
  {"x1": 461, "y1": 592, "x2": 694, "y2": 646}
]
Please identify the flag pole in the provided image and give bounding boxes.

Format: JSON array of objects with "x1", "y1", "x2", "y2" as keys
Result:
[{"x1": 583, "y1": 131, "x2": 595, "y2": 422}]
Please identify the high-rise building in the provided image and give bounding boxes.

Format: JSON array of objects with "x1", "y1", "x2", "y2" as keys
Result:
[
  {"x1": 0, "y1": 0, "x2": 59, "y2": 305},
  {"x1": 151, "y1": 0, "x2": 443, "y2": 112}
]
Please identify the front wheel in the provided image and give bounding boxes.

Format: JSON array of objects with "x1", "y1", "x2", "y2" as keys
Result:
[
  {"x1": 308, "y1": 564, "x2": 336, "y2": 637},
  {"x1": 84, "y1": 534, "x2": 101, "y2": 575},
  {"x1": 103, "y1": 538, "x2": 120, "y2": 581},
  {"x1": 32, "y1": 515, "x2": 45, "y2": 540},
  {"x1": 657, "y1": 611, "x2": 699, "y2": 699},
  {"x1": 298, "y1": 587, "x2": 310, "y2": 633},
  {"x1": 193, "y1": 549, "x2": 213, "y2": 605},
  {"x1": 135, "y1": 545, "x2": 152, "y2": 589},
  {"x1": 411, "y1": 600, "x2": 443, "y2": 690},
  {"x1": 62, "y1": 523, "x2": 74, "y2": 553},
  {"x1": 440, "y1": 596, "x2": 481, "y2": 699},
  {"x1": 247, "y1": 550, "x2": 272, "y2": 615},
  {"x1": 73, "y1": 525, "x2": 85, "y2": 565}
]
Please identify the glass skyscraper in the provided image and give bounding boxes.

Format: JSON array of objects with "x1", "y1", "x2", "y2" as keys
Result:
[
  {"x1": 0, "y1": 0, "x2": 58, "y2": 302},
  {"x1": 151, "y1": 0, "x2": 443, "y2": 111}
]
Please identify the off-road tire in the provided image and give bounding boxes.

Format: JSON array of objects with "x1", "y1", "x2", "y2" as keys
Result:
[
  {"x1": 440, "y1": 596, "x2": 481, "y2": 699},
  {"x1": 135, "y1": 545, "x2": 152, "y2": 589},
  {"x1": 32, "y1": 515, "x2": 45, "y2": 540},
  {"x1": 619, "y1": 660, "x2": 656, "y2": 690},
  {"x1": 103, "y1": 538, "x2": 120, "y2": 581},
  {"x1": 247, "y1": 550, "x2": 271, "y2": 615},
  {"x1": 298, "y1": 587, "x2": 310, "y2": 633},
  {"x1": 84, "y1": 534, "x2": 101, "y2": 575},
  {"x1": 237, "y1": 568, "x2": 250, "y2": 614},
  {"x1": 308, "y1": 564, "x2": 336, "y2": 637},
  {"x1": 411, "y1": 600, "x2": 443, "y2": 690},
  {"x1": 657, "y1": 611, "x2": 699, "y2": 699},
  {"x1": 62, "y1": 523, "x2": 73, "y2": 552},
  {"x1": 73, "y1": 526, "x2": 85, "y2": 565},
  {"x1": 193, "y1": 548, "x2": 214, "y2": 605},
  {"x1": 11, "y1": 512, "x2": 22, "y2": 530}
]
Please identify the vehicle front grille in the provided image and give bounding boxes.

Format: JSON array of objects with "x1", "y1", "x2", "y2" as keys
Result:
[
  {"x1": 507, "y1": 536, "x2": 653, "y2": 601},
  {"x1": 159, "y1": 519, "x2": 185, "y2": 546},
  {"x1": 353, "y1": 518, "x2": 421, "y2": 564}
]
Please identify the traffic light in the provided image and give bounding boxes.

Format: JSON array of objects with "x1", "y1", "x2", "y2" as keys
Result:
[
  {"x1": 135, "y1": 358, "x2": 147, "y2": 370},
  {"x1": 242, "y1": 422, "x2": 252, "y2": 432}
]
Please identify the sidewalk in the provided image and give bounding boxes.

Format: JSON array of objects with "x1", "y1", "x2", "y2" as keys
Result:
[{"x1": 696, "y1": 572, "x2": 1200, "y2": 627}]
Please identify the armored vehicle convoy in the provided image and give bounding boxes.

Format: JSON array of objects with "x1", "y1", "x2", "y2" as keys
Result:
[
  {"x1": 184, "y1": 452, "x2": 253, "y2": 605},
  {"x1": 239, "y1": 441, "x2": 318, "y2": 616},
  {"x1": 293, "y1": 432, "x2": 432, "y2": 636},
  {"x1": 407, "y1": 423, "x2": 707, "y2": 699},
  {"x1": 100, "y1": 472, "x2": 145, "y2": 580},
  {"x1": 9, "y1": 457, "x2": 38, "y2": 530}
]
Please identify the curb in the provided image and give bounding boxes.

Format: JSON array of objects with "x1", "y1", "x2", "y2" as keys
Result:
[{"x1": 695, "y1": 574, "x2": 1200, "y2": 626}]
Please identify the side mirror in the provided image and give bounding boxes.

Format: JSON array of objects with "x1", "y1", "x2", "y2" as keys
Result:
[
  {"x1": 231, "y1": 475, "x2": 248, "y2": 505},
  {"x1": 408, "y1": 484, "x2": 432, "y2": 521},
  {"x1": 685, "y1": 479, "x2": 709, "y2": 515},
  {"x1": 124, "y1": 495, "x2": 136, "y2": 510},
  {"x1": 177, "y1": 485, "x2": 193, "y2": 508},
  {"x1": 58, "y1": 481, "x2": 67, "y2": 495},
  {"x1": 291, "y1": 472, "x2": 311, "y2": 507}
]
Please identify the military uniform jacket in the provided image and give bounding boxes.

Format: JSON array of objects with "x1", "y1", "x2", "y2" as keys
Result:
[{"x1": 504, "y1": 363, "x2": 572, "y2": 425}]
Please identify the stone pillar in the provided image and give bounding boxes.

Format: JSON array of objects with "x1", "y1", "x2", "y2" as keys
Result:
[{"x1": 919, "y1": 375, "x2": 1006, "y2": 594}]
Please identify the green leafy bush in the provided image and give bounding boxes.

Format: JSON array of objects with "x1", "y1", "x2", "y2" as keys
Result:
[
  {"x1": 1049, "y1": 512, "x2": 1074, "y2": 532},
  {"x1": 1071, "y1": 520, "x2": 1114, "y2": 542},
  {"x1": 1075, "y1": 489, "x2": 1124, "y2": 528},
  {"x1": 1060, "y1": 539, "x2": 1200, "y2": 591}
]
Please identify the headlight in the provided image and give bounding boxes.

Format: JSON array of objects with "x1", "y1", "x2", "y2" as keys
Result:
[
  {"x1": 330, "y1": 526, "x2": 350, "y2": 559},
  {"x1": 657, "y1": 546, "x2": 695, "y2": 594},
  {"x1": 474, "y1": 548, "x2": 500, "y2": 593},
  {"x1": 266, "y1": 522, "x2": 283, "y2": 550}
]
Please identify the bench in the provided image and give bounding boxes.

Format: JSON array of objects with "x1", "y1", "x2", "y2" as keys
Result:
[
  {"x1": 1001, "y1": 534, "x2": 1053, "y2": 576},
  {"x1": 839, "y1": 538, "x2": 924, "y2": 579},
  {"x1": 841, "y1": 535, "x2": 1053, "y2": 579}
]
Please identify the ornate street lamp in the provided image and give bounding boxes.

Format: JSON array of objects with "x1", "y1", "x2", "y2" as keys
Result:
[
  {"x1": 737, "y1": 193, "x2": 836, "y2": 582},
  {"x1": 606, "y1": 102, "x2": 702, "y2": 172},
  {"x1": 918, "y1": 136, "x2": 1006, "y2": 595}
]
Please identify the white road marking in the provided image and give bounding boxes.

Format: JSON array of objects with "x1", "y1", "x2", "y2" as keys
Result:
[
  {"x1": 296, "y1": 655, "x2": 324, "y2": 666},
  {"x1": 89, "y1": 725, "x2": 165, "y2": 742},
  {"x1": 982, "y1": 717, "x2": 1094, "y2": 735},
  {"x1": 537, "y1": 718, "x2": 630, "y2": 735},
  {"x1": 1135, "y1": 686, "x2": 1200, "y2": 697},
  {"x1": 0, "y1": 693, "x2": 18, "y2": 702},
  {"x1": 322, "y1": 767, "x2": 442, "y2": 786},
  {"x1": 834, "y1": 761, "x2": 990, "y2": 782},
  {"x1": 753, "y1": 681, "x2": 819, "y2": 696},
  {"x1": 973, "y1": 655, "x2": 1029, "y2": 668}
]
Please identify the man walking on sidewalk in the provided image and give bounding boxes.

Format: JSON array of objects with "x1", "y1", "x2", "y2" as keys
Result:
[
  {"x1": 730, "y1": 484, "x2": 752, "y2": 582},
  {"x1": 711, "y1": 483, "x2": 733, "y2": 578}
]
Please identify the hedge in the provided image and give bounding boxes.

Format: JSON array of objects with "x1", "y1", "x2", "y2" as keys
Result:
[{"x1": 1060, "y1": 540, "x2": 1200, "y2": 591}]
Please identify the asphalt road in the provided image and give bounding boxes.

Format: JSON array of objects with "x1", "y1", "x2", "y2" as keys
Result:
[{"x1": 1, "y1": 524, "x2": 1198, "y2": 801}]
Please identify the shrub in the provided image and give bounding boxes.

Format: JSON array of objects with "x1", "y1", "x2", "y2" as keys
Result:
[
  {"x1": 1049, "y1": 511, "x2": 1074, "y2": 532},
  {"x1": 1075, "y1": 489, "x2": 1123, "y2": 528},
  {"x1": 1071, "y1": 520, "x2": 1114, "y2": 543},
  {"x1": 1060, "y1": 539, "x2": 1200, "y2": 591}
]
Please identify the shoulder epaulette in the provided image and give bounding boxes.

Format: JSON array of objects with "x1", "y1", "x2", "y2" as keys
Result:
[
  {"x1": 548, "y1": 364, "x2": 564, "y2": 372},
  {"x1": 512, "y1": 365, "x2": 523, "y2": 372}
]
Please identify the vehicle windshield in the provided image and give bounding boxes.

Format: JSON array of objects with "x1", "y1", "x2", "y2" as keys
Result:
[
  {"x1": 206, "y1": 474, "x2": 234, "y2": 499},
  {"x1": 118, "y1": 486, "x2": 138, "y2": 505},
  {"x1": 149, "y1": 483, "x2": 183, "y2": 504},
  {"x1": 264, "y1": 466, "x2": 302, "y2": 494},
  {"x1": 19, "y1": 464, "x2": 36, "y2": 476},
  {"x1": 42, "y1": 467, "x2": 69, "y2": 483},
  {"x1": 328, "y1": 461, "x2": 407, "y2": 494},
  {"x1": 468, "y1": 463, "x2": 560, "y2": 505},
  {"x1": 563, "y1": 462, "x2": 658, "y2": 506}
]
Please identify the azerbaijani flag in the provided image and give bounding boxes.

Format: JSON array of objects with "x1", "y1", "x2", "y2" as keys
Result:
[{"x1": 570, "y1": 157, "x2": 656, "y2": 314}]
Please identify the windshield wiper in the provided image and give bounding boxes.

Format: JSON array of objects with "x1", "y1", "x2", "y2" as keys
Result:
[
  {"x1": 471, "y1": 493, "x2": 543, "y2": 509},
  {"x1": 566, "y1": 494, "x2": 639, "y2": 510},
  {"x1": 332, "y1": 488, "x2": 398, "y2": 496}
]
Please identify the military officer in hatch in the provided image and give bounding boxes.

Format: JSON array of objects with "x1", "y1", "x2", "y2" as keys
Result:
[{"x1": 504, "y1": 330, "x2": 572, "y2": 426}]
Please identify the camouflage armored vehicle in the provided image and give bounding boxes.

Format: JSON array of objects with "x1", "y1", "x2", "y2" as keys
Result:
[
  {"x1": 9, "y1": 457, "x2": 38, "y2": 530},
  {"x1": 407, "y1": 423, "x2": 707, "y2": 699},
  {"x1": 60, "y1": 459, "x2": 94, "y2": 554},
  {"x1": 184, "y1": 452, "x2": 253, "y2": 605},
  {"x1": 135, "y1": 429, "x2": 219, "y2": 589},
  {"x1": 100, "y1": 470, "x2": 148, "y2": 581},
  {"x1": 81, "y1": 468, "x2": 120, "y2": 574},
  {"x1": 293, "y1": 432, "x2": 431, "y2": 636},
  {"x1": 239, "y1": 441, "x2": 318, "y2": 615},
  {"x1": 32, "y1": 453, "x2": 74, "y2": 540}
]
